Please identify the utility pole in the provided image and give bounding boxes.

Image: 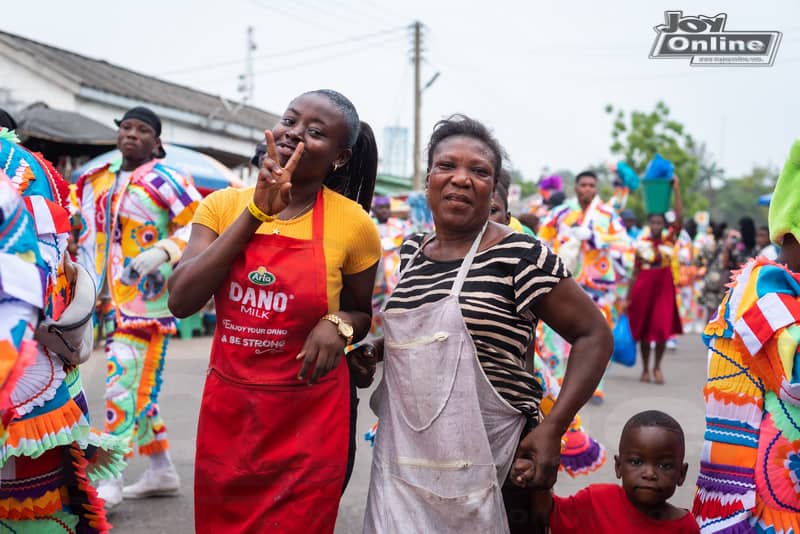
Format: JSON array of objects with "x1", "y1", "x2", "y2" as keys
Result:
[
  {"x1": 412, "y1": 21, "x2": 423, "y2": 191},
  {"x1": 239, "y1": 26, "x2": 256, "y2": 105}
]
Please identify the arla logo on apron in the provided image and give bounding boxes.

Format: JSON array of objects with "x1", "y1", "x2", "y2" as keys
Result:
[{"x1": 248, "y1": 266, "x2": 276, "y2": 286}]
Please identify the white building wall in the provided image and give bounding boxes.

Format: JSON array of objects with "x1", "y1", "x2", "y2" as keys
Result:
[
  {"x1": 0, "y1": 51, "x2": 263, "y2": 163},
  {"x1": 0, "y1": 54, "x2": 76, "y2": 111},
  {"x1": 76, "y1": 98, "x2": 260, "y2": 158}
]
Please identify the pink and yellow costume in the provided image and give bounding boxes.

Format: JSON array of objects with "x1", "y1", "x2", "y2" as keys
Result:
[
  {"x1": 77, "y1": 158, "x2": 200, "y2": 459},
  {"x1": 537, "y1": 198, "x2": 631, "y2": 399}
]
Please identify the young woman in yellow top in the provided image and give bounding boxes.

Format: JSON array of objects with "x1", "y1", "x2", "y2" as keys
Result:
[{"x1": 167, "y1": 89, "x2": 380, "y2": 533}]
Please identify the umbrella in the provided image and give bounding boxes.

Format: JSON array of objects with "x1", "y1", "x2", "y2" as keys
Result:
[
  {"x1": 758, "y1": 193, "x2": 772, "y2": 206},
  {"x1": 72, "y1": 144, "x2": 246, "y2": 196}
]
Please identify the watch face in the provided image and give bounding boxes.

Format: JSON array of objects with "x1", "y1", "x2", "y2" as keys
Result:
[{"x1": 340, "y1": 322, "x2": 354, "y2": 338}]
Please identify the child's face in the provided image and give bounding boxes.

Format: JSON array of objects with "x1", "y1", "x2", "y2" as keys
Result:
[
  {"x1": 489, "y1": 191, "x2": 510, "y2": 225},
  {"x1": 614, "y1": 426, "x2": 688, "y2": 514}
]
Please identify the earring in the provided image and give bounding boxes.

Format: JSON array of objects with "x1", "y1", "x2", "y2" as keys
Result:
[{"x1": 332, "y1": 162, "x2": 340, "y2": 172}]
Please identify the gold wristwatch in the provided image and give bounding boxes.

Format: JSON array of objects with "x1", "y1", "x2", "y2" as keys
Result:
[{"x1": 322, "y1": 314, "x2": 354, "y2": 345}]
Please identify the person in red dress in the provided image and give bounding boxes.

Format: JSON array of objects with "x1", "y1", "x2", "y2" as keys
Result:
[
  {"x1": 625, "y1": 177, "x2": 683, "y2": 384},
  {"x1": 518, "y1": 410, "x2": 699, "y2": 533},
  {"x1": 167, "y1": 90, "x2": 381, "y2": 533}
]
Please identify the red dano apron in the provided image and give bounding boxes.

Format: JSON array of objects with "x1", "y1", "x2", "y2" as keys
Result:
[{"x1": 194, "y1": 191, "x2": 351, "y2": 534}]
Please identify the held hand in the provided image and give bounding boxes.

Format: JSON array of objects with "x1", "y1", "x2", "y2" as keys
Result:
[
  {"x1": 62, "y1": 254, "x2": 78, "y2": 294},
  {"x1": 671, "y1": 174, "x2": 680, "y2": 189},
  {"x1": 512, "y1": 420, "x2": 564, "y2": 489},
  {"x1": 254, "y1": 130, "x2": 304, "y2": 216},
  {"x1": 296, "y1": 319, "x2": 346, "y2": 384},
  {"x1": 129, "y1": 247, "x2": 169, "y2": 277},
  {"x1": 346, "y1": 343, "x2": 378, "y2": 388}
]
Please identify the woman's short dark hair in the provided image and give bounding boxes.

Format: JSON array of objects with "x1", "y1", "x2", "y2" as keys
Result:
[
  {"x1": 425, "y1": 115, "x2": 506, "y2": 179},
  {"x1": 300, "y1": 89, "x2": 377, "y2": 213}
]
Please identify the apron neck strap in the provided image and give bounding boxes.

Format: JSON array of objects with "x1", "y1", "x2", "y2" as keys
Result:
[
  {"x1": 450, "y1": 222, "x2": 488, "y2": 297},
  {"x1": 395, "y1": 222, "x2": 488, "y2": 298}
]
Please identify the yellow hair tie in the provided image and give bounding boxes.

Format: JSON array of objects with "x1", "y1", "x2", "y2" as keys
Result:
[{"x1": 248, "y1": 201, "x2": 275, "y2": 223}]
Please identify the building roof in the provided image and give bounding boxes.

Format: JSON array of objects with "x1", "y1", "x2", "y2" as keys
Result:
[
  {"x1": 16, "y1": 102, "x2": 117, "y2": 145},
  {"x1": 0, "y1": 30, "x2": 280, "y2": 131},
  {"x1": 375, "y1": 174, "x2": 414, "y2": 196}
]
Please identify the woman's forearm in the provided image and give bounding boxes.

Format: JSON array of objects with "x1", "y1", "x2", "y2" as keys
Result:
[
  {"x1": 546, "y1": 328, "x2": 612, "y2": 433},
  {"x1": 168, "y1": 209, "x2": 261, "y2": 317}
]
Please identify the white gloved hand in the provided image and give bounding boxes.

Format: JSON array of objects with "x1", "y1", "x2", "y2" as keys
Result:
[
  {"x1": 569, "y1": 226, "x2": 592, "y2": 242},
  {"x1": 129, "y1": 247, "x2": 169, "y2": 278}
]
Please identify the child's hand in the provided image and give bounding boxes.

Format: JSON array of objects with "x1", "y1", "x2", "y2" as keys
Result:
[{"x1": 510, "y1": 458, "x2": 535, "y2": 487}]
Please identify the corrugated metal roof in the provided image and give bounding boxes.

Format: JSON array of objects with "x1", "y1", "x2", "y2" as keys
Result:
[{"x1": 0, "y1": 30, "x2": 280, "y2": 131}]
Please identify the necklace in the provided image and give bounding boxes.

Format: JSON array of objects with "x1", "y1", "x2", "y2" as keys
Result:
[{"x1": 271, "y1": 198, "x2": 315, "y2": 235}]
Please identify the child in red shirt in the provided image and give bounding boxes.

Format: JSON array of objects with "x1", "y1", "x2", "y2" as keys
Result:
[{"x1": 513, "y1": 410, "x2": 699, "y2": 533}]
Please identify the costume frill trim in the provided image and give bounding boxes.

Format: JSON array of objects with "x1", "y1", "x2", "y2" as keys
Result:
[
  {"x1": 0, "y1": 339, "x2": 36, "y2": 418},
  {"x1": 11, "y1": 349, "x2": 66, "y2": 418},
  {"x1": 116, "y1": 313, "x2": 176, "y2": 336},
  {"x1": 66, "y1": 442, "x2": 112, "y2": 534},
  {"x1": 2, "y1": 397, "x2": 87, "y2": 462},
  {"x1": 751, "y1": 498, "x2": 800, "y2": 534},
  {"x1": 693, "y1": 492, "x2": 753, "y2": 534},
  {"x1": 560, "y1": 434, "x2": 606, "y2": 477},
  {"x1": 84, "y1": 431, "x2": 128, "y2": 484},
  {"x1": 28, "y1": 150, "x2": 70, "y2": 212},
  {"x1": 135, "y1": 333, "x2": 168, "y2": 419},
  {"x1": 0, "y1": 488, "x2": 64, "y2": 521}
]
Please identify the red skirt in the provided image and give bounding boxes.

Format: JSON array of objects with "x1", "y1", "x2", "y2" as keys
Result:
[{"x1": 628, "y1": 266, "x2": 683, "y2": 343}]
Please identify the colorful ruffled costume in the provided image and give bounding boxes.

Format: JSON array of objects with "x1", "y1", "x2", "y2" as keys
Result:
[
  {"x1": 371, "y1": 216, "x2": 411, "y2": 336},
  {"x1": 0, "y1": 137, "x2": 126, "y2": 533},
  {"x1": 0, "y1": 169, "x2": 41, "y2": 432},
  {"x1": 77, "y1": 158, "x2": 200, "y2": 459},
  {"x1": 538, "y1": 197, "x2": 632, "y2": 400},
  {"x1": 693, "y1": 140, "x2": 800, "y2": 534},
  {"x1": 532, "y1": 352, "x2": 606, "y2": 476}
]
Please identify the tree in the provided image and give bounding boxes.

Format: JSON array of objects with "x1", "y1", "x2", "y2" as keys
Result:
[
  {"x1": 606, "y1": 101, "x2": 708, "y2": 219},
  {"x1": 711, "y1": 166, "x2": 776, "y2": 227}
]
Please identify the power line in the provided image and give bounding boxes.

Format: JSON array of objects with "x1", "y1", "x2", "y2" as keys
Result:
[
  {"x1": 289, "y1": 0, "x2": 377, "y2": 28},
  {"x1": 157, "y1": 26, "x2": 407, "y2": 76},
  {"x1": 323, "y1": 0, "x2": 406, "y2": 27},
  {"x1": 248, "y1": 0, "x2": 340, "y2": 35},
  {"x1": 250, "y1": 33, "x2": 405, "y2": 76},
  {"x1": 192, "y1": 31, "x2": 406, "y2": 85}
]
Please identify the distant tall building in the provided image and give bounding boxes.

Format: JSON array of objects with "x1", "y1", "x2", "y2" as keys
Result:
[{"x1": 381, "y1": 126, "x2": 409, "y2": 177}]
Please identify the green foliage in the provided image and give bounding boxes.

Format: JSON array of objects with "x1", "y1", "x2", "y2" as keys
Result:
[
  {"x1": 711, "y1": 166, "x2": 777, "y2": 227},
  {"x1": 606, "y1": 101, "x2": 707, "y2": 220},
  {"x1": 508, "y1": 168, "x2": 536, "y2": 197}
]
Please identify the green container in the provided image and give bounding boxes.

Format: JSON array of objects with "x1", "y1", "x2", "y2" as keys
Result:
[{"x1": 642, "y1": 179, "x2": 673, "y2": 214}]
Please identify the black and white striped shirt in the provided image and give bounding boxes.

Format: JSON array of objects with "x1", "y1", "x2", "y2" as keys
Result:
[{"x1": 385, "y1": 232, "x2": 569, "y2": 426}]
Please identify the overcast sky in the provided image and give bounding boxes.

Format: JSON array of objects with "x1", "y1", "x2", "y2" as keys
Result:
[{"x1": 4, "y1": 0, "x2": 799, "y2": 181}]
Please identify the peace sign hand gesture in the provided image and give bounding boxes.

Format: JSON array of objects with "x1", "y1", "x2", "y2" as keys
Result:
[{"x1": 254, "y1": 130, "x2": 304, "y2": 216}]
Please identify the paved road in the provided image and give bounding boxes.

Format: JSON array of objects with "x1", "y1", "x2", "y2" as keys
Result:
[{"x1": 81, "y1": 334, "x2": 709, "y2": 533}]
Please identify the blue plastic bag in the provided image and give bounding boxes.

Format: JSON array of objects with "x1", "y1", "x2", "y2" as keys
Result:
[
  {"x1": 644, "y1": 153, "x2": 674, "y2": 180},
  {"x1": 612, "y1": 315, "x2": 637, "y2": 367}
]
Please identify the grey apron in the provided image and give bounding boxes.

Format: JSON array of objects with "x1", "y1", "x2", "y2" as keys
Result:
[{"x1": 363, "y1": 224, "x2": 526, "y2": 533}]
